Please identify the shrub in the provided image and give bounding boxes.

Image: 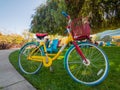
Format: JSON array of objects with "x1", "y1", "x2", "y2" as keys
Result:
[{"x1": 0, "y1": 33, "x2": 26, "y2": 49}]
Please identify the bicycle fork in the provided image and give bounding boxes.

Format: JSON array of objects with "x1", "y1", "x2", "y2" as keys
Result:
[{"x1": 72, "y1": 41, "x2": 88, "y2": 64}]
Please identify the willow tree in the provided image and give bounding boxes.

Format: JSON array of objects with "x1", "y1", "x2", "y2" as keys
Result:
[
  {"x1": 65, "y1": 0, "x2": 85, "y2": 18},
  {"x1": 30, "y1": 0, "x2": 66, "y2": 34}
]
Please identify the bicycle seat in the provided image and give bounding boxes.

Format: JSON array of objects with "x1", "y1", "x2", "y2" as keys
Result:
[{"x1": 36, "y1": 33, "x2": 48, "y2": 39}]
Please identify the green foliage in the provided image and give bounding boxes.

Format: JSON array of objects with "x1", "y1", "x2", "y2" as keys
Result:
[
  {"x1": 94, "y1": 34, "x2": 101, "y2": 41},
  {"x1": 9, "y1": 47, "x2": 120, "y2": 90},
  {"x1": 65, "y1": 0, "x2": 85, "y2": 18},
  {"x1": 30, "y1": 0, "x2": 120, "y2": 34},
  {"x1": 0, "y1": 87, "x2": 3, "y2": 89},
  {"x1": 66, "y1": 0, "x2": 120, "y2": 33},
  {"x1": 101, "y1": 35, "x2": 112, "y2": 42},
  {"x1": 30, "y1": 0, "x2": 66, "y2": 34}
]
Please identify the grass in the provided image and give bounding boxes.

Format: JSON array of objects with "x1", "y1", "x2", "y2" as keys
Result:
[{"x1": 9, "y1": 47, "x2": 120, "y2": 90}]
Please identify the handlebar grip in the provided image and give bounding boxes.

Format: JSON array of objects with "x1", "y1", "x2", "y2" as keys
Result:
[{"x1": 62, "y1": 11, "x2": 68, "y2": 17}]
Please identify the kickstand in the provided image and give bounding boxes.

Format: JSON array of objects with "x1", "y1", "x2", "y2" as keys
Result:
[{"x1": 50, "y1": 66, "x2": 54, "y2": 72}]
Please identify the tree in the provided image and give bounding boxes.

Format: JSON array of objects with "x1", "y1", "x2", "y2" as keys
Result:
[
  {"x1": 30, "y1": 0, "x2": 120, "y2": 34},
  {"x1": 30, "y1": 0, "x2": 66, "y2": 34},
  {"x1": 65, "y1": 0, "x2": 120, "y2": 33}
]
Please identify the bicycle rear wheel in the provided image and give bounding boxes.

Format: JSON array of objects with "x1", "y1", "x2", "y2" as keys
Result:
[
  {"x1": 18, "y1": 42, "x2": 43, "y2": 74},
  {"x1": 64, "y1": 43, "x2": 109, "y2": 86}
]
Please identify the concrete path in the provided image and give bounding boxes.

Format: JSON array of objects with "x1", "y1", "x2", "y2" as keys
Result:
[{"x1": 0, "y1": 49, "x2": 36, "y2": 90}]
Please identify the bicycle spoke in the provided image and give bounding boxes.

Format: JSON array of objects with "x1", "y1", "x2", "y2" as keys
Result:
[
  {"x1": 65, "y1": 43, "x2": 109, "y2": 86},
  {"x1": 68, "y1": 61, "x2": 82, "y2": 64},
  {"x1": 19, "y1": 43, "x2": 43, "y2": 74}
]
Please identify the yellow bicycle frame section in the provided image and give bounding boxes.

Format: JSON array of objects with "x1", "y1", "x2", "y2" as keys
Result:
[{"x1": 28, "y1": 33, "x2": 74, "y2": 67}]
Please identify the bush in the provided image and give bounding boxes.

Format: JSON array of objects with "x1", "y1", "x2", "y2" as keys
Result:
[
  {"x1": 101, "y1": 35, "x2": 112, "y2": 42},
  {"x1": 0, "y1": 33, "x2": 26, "y2": 49}
]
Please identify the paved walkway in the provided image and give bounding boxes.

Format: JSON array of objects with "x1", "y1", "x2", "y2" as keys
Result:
[{"x1": 0, "y1": 49, "x2": 36, "y2": 90}]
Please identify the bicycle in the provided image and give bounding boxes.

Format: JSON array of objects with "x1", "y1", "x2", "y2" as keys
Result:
[{"x1": 18, "y1": 12, "x2": 109, "y2": 86}]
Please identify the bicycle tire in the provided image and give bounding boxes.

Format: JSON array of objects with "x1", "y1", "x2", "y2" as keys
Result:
[
  {"x1": 18, "y1": 42, "x2": 43, "y2": 74},
  {"x1": 64, "y1": 43, "x2": 109, "y2": 86}
]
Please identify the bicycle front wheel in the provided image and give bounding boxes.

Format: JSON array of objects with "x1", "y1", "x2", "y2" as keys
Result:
[
  {"x1": 18, "y1": 42, "x2": 43, "y2": 74},
  {"x1": 64, "y1": 43, "x2": 109, "y2": 86}
]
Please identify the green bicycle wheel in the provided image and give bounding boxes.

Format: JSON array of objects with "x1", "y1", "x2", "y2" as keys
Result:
[
  {"x1": 18, "y1": 42, "x2": 43, "y2": 74},
  {"x1": 64, "y1": 43, "x2": 109, "y2": 86}
]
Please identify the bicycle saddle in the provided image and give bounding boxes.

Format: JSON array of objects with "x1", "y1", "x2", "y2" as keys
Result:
[{"x1": 36, "y1": 33, "x2": 48, "y2": 39}]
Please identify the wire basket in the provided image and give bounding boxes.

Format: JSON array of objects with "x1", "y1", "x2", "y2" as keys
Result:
[{"x1": 71, "y1": 17, "x2": 90, "y2": 40}]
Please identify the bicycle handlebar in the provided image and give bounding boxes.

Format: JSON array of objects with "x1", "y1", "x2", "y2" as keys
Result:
[
  {"x1": 62, "y1": 11, "x2": 71, "y2": 30},
  {"x1": 62, "y1": 11, "x2": 69, "y2": 17}
]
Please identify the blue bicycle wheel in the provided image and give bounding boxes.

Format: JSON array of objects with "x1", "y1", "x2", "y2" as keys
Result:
[
  {"x1": 64, "y1": 43, "x2": 109, "y2": 86},
  {"x1": 18, "y1": 42, "x2": 43, "y2": 74}
]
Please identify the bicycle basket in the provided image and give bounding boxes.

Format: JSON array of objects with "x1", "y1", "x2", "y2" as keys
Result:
[{"x1": 71, "y1": 17, "x2": 90, "y2": 40}]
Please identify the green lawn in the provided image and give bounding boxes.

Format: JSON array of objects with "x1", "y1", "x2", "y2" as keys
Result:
[{"x1": 9, "y1": 47, "x2": 120, "y2": 90}]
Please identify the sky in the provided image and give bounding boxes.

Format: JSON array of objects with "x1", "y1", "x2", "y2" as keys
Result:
[{"x1": 0, "y1": 0, "x2": 46, "y2": 35}]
